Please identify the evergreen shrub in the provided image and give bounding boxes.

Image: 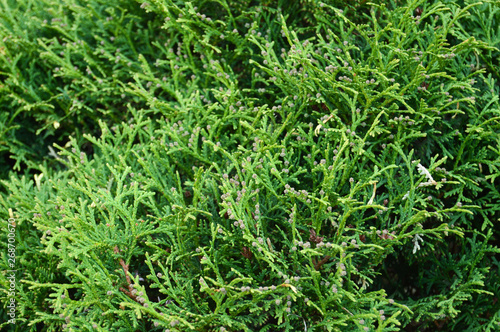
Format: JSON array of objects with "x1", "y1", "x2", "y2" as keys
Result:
[{"x1": 0, "y1": 0, "x2": 499, "y2": 331}]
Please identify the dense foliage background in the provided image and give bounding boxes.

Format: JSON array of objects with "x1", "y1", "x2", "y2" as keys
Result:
[{"x1": 1, "y1": 0, "x2": 499, "y2": 331}]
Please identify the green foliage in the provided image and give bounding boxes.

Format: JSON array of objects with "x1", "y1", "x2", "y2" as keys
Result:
[{"x1": 0, "y1": 0, "x2": 499, "y2": 331}]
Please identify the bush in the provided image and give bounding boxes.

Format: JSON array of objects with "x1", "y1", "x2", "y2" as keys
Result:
[{"x1": 1, "y1": 0, "x2": 499, "y2": 331}]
